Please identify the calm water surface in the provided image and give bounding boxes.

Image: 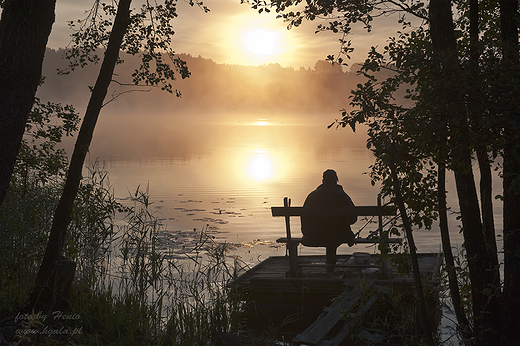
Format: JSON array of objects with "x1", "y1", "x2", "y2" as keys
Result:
[{"x1": 92, "y1": 120, "x2": 502, "y2": 265}]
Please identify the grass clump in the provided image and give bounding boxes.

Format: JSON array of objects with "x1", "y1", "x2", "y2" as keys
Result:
[{"x1": 0, "y1": 163, "x2": 246, "y2": 345}]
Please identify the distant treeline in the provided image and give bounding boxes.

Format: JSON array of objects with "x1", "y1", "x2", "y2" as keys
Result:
[{"x1": 38, "y1": 48, "x2": 368, "y2": 118}]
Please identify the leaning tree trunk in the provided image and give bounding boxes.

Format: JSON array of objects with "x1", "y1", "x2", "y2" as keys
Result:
[
  {"x1": 436, "y1": 112, "x2": 471, "y2": 336},
  {"x1": 499, "y1": 0, "x2": 520, "y2": 342},
  {"x1": 387, "y1": 149, "x2": 434, "y2": 346},
  {"x1": 0, "y1": 0, "x2": 56, "y2": 207},
  {"x1": 437, "y1": 162, "x2": 471, "y2": 338},
  {"x1": 29, "y1": 0, "x2": 132, "y2": 311},
  {"x1": 452, "y1": 152, "x2": 500, "y2": 342}
]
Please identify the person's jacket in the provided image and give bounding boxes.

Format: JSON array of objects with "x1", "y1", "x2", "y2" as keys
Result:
[{"x1": 300, "y1": 183, "x2": 357, "y2": 247}]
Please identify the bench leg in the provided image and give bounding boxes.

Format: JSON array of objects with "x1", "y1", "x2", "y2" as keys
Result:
[
  {"x1": 287, "y1": 241, "x2": 301, "y2": 277},
  {"x1": 326, "y1": 246, "x2": 338, "y2": 273}
]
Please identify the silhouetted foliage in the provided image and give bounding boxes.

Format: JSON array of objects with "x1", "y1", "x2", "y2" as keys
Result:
[
  {"x1": 0, "y1": 0, "x2": 56, "y2": 206},
  {"x1": 14, "y1": 98, "x2": 79, "y2": 188},
  {"x1": 32, "y1": 0, "x2": 204, "y2": 312},
  {"x1": 246, "y1": 0, "x2": 520, "y2": 344}
]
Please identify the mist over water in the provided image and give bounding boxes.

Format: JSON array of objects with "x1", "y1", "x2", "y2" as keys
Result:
[
  {"x1": 89, "y1": 115, "x2": 380, "y2": 261},
  {"x1": 38, "y1": 49, "x2": 502, "y2": 264},
  {"x1": 86, "y1": 114, "x2": 481, "y2": 264}
]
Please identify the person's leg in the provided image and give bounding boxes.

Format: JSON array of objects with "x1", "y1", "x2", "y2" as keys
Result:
[{"x1": 326, "y1": 245, "x2": 337, "y2": 272}]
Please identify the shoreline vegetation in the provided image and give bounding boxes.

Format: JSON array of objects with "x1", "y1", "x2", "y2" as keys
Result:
[
  {"x1": 1, "y1": 0, "x2": 517, "y2": 343},
  {"x1": 0, "y1": 75, "x2": 462, "y2": 342},
  {"x1": 1, "y1": 162, "x2": 458, "y2": 345},
  {"x1": 0, "y1": 163, "x2": 246, "y2": 345}
]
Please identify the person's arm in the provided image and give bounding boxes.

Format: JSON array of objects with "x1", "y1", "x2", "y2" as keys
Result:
[{"x1": 345, "y1": 195, "x2": 358, "y2": 225}]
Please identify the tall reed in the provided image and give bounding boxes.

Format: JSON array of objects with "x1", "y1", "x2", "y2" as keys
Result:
[
  {"x1": 1, "y1": 162, "x2": 246, "y2": 345},
  {"x1": 70, "y1": 180, "x2": 246, "y2": 345},
  {"x1": 0, "y1": 178, "x2": 60, "y2": 314}
]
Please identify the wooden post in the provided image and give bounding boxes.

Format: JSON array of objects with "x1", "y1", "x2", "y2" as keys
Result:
[
  {"x1": 283, "y1": 197, "x2": 299, "y2": 276},
  {"x1": 378, "y1": 196, "x2": 390, "y2": 279}
]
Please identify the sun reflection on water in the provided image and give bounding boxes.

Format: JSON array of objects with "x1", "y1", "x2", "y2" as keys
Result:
[
  {"x1": 255, "y1": 120, "x2": 270, "y2": 126},
  {"x1": 249, "y1": 150, "x2": 273, "y2": 181}
]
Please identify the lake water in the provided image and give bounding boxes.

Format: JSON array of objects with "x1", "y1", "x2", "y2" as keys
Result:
[
  {"x1": 89, "y1": 118, "x2": 503, "y2": 266},
  {"x1": 89, "y1": 117, "x2": 505, "y2": 344}
]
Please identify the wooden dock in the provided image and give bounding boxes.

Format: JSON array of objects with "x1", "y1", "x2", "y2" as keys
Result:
[
  {"x1": 232, "y1": 253, "x2": 441, "y2": 304},
  {"x1": 229, "y1": 253, "x2": 442, "y2": 345}
]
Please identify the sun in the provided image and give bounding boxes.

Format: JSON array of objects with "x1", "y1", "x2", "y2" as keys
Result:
[{"x1": 244, "y1": 29, "x2": 279, "y2": 55}]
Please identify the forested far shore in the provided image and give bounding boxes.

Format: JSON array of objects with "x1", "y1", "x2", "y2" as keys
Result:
[
  {"x1": 38, "y1": 48, "x2": 376, "y2": 119},
  {"x1": 37, "y1": 49, "x2": 379, "y2": 159}
]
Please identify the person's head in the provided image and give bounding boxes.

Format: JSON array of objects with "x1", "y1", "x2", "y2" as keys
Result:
[{"x1": 322, "y1": 169, "x2": 339, "y2": 185}]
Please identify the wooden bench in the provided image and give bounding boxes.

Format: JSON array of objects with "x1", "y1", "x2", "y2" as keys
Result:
[{"x1": 271, "y1": 197, "x2": 400, "y2": 276}]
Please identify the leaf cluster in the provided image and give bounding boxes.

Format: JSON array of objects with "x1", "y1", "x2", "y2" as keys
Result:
[
  {"x1": 244, "y1": 0, "x2": 515, "y2": 235},
  {"x1": 321, "y1": 0, "x2": 517, "y2": 233},
  {"x1": 13, "y1": 97, "x2": 80, "y2": 187},
  {"x1": 61, "y1": 0, "x2": 204, "y2": 96},
  {"x1": 243, "y1": 0, "x2": 428, "y2": 65},
  {"x1": 331, "y1": 29, "x2": 438, "y2": 229}
]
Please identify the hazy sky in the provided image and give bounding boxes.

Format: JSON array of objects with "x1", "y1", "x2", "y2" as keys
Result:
[{"x1": 47, "y1": 0, "x2": 401, "y2": 69}]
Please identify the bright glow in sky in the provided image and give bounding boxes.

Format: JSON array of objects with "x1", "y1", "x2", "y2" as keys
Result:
[
  {"x1": 205, "y1": 3, "x2": 302, "y2": 66},
  {"x1": 47, "y1": 0, "x2": 395, "y2": 68},
  {"x1": 244, "y1": 29, "x2": 279, "y2": 55}
]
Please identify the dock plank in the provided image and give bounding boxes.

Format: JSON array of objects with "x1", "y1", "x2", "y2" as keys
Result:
[
  {"x1": 292, "y1": 277, "x2": 376, "y2": 345},
  {"x1": 322, "y1": 294, "x2": 379, "y2": 346}
]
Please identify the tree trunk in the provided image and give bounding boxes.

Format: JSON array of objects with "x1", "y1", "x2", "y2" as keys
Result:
[
  {"x1": 453, "y1": 149, "x2": 499, "y2": 343},
  {"x1": 499, "y1": 0, "x2": 520, "y2": 342},
  {"x1": 438, "y1": 163, "x2": 471, "y2": 338},
  {"x1": 29, "y1": 0, "x2": 132, "y2": 311},
  {"x1": 469, "y1": 0, "x2": 502, "y2": 337},
  {"x1": 476, "y1": 147, "x2": 498, "y2": 267},
  {"x1": 469, "y1": 0, "x2": 499, "y2": 275},
  {"x1": 429, "y1": 0, "x2": 500, "y2": 342},
  {"x1": 388, "y1": 149, "x2": 435, "y2": 346},
  {"x1": 502, "y1": 133, "x2": 520, "y2": 344},
  {"x1": 0, "y1": 0, "x2": 56, "y2": 206},
  {"x1": 436, "y1": 108, "x2": 471, "y2": 337}
]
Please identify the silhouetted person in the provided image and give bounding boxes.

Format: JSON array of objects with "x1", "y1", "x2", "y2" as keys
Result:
[{"x1": 301, "y1": 169, "x2": 357, "y2": 272}]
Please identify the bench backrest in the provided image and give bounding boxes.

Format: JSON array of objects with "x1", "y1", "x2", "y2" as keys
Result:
[
  {"x1": 271, "y1": 205, "x2": 397, "y2": 218},
  {"x1": 271, "y1": 197, "x2": 397, "y2": 276}
]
